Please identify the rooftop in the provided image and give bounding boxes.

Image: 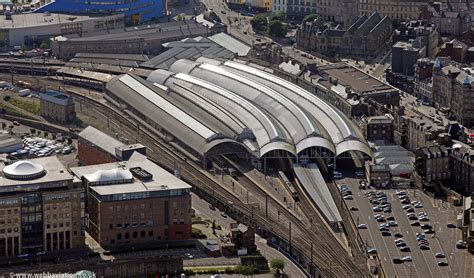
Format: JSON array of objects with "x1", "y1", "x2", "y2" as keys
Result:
[
  {"x1": 0, "y1": 156, "x2": 72, "y2": 188},
  {"x1": 78, "y1": 126, "x2": 123, "y2": 156},
  {"x1": 0, "y1": 13, "x2": 104, "y2": 29},
  {"x1": 70, "y1": 152, "x2": 191, "y2": 196},
  {"x1": 318, "y1": 63, "x2": 394, "y2": 94}
]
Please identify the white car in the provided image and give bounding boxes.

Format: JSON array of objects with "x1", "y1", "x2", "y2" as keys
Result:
[
  {"x1": 184, "y1": 253, "x2": 193, "y2": 259},
  {"x1": 402, "y1": 256, "x2": 412, "y2": 262},
  {"x1": 357, "y1": 224, "x2": 367, "y2": 229}
]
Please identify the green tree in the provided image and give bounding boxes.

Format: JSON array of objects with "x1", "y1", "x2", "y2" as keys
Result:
[
  {"x1": 270, "y1": 258, "x2": 285, "y2": 274},
  {"x1": 39, "y1": 41, "x2": 47, "y2": 50},
  {"x1": 44, "y1": 132, "x2": 49, "y2": 138},
  {"x1": 269, "y1": 11, "x2": 286, "y2": 22},
  {"x1": 8, "y1": 125, "x2": 13, "y2": 130},
  {"x1": 303, "y1": 14, "x2": 319, "y2": 22},
  {"x1": 3, "y1": 95, "x2": 10, "y2": 101},
  {"x1": 1, "y1": 122, "x2": 5, "y2": 130},
  {"x1": 267, "y1": 20, "x2": 288, "y2": 38},
  {"x1": 30, "y1": 128, "x2": 36, "y2": 135},
  {"x1": 66, "y1": 137, "x2": 73, "y2": 145},
  {"x1": 250, "y1": 14, "x2": 268, "y2": 32}
]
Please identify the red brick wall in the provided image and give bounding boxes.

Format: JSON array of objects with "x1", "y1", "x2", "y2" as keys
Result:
[{"x1": 77, "y1": 138, "x2": 117, "y2": 166}]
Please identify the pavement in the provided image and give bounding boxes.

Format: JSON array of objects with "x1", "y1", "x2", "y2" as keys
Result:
[{"x1": 340, "y1": 175, "x2": 472, "y2": 278}]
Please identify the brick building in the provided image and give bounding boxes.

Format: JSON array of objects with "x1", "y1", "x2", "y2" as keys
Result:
[
  {"x1": 39, "y1": 90, "x2": 76, "y2": 123},
  {"x1": 77, "y1": 126, "x2": 124, "y2": 166},
  {"x1": 0, "y1": 157, "x2": 84, "y2": 257},
  {"x1": 70, "y1": 152, "x2": 192, "y2": 249},
  {"x1": 230, "y1": 223, "x2": 256, "y2": 253},
  {"x1": 439, "y1": 39, "x2": 468, "y2": 64}
]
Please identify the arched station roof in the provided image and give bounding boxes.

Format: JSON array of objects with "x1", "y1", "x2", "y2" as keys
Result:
[{"x1": 111, "y1": 58, "x2": 372, "y2": 160}]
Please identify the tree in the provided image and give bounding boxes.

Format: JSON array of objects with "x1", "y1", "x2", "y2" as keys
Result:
[
  {"x1": 1, "y1": 122, "x2": 5, "y2": 130},
  {"x1": 267, "y1": 20, "x2": 288, "y2": 38},
  {"x1": 44, "y1": 132, "x2": 49, "y2": 138},
  {"x1": 3, "y1": 95, "x2": 10, "y2": 101},
  {"x1": 30, "y1": 128, "x2": 36, "y2": 135},
  {"x1": 21, "y1": 43, "x2": 27, "y2": 52},
  {"x1": 269, "y1": 11, "x2": 286, "y2": 22},
  {"x1": 303, "y1": 14, "x2": 319, "y2": 22},
  {"x1": 251, "y1": 14, "x2": 267, "y2": 32},
  {"x1": 39, "y1": 41, "x2": 47, "y2": 50},
  {"x1": 66, "y1": 137, "x2": 73, "y2": 145},
  {"x1": 270, "y1": 258, "x2": 285, "y2": 274}
]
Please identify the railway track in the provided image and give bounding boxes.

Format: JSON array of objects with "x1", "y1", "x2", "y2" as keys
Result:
[{"x1": 0, "y1": 73, "x2": 370, "y2": 277}]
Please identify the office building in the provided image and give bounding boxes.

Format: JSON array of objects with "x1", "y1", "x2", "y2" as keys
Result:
[
  {"x1": 35, "y1": 0, "x2": 163, "y2": 25},
  {"x1": 392, "y1": 41, "x2": 424, "y2": 76},
  {"x1": 39, "y1": 90, "x2": 76, "y2": 123},
  {"x1": 0, "y1": 157, "x2": 84, "y2": 257},
  {"x1": 70, "y1": 152, "x2": 192, "y2": 248},
  {"x1": 393, "y1": 20, "x2": 439, "y2": 59}
]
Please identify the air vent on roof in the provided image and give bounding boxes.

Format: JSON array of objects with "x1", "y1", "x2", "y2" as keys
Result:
[
  {"x1": 129, "y1": 167, "x2": 153, "y2": 181},
  {"x1": 68, "y1": 16, "x2": 77, "y2": 21}
]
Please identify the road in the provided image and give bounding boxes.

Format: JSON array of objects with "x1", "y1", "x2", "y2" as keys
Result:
[{"x1": 341, "y1": 176, "x2": 471, "y2": 278}]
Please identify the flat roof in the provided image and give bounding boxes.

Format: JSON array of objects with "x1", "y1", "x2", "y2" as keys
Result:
[
  {"x1": 0, "y1": 156, "x2": 72, "y2": 187},
  {"x1": 0, "y1": 13, "x2": 102, "y2": 29},
  {"x1": 318, "y1": 63, "x2": 394, "y2": 94},
  {"x1": 0, "y1": 136, "x2": 21, "y2": 149},
  {"x1": 70, "y1": 152, "x2": 191, "y2": 196},
  {"x1": 78, "y1": 126, "x2": 123, "y2": 156}
]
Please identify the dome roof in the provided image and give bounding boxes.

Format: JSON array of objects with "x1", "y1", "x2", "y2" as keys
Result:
[
  {"x1": 84, "y1": 168, "x2": 133, "y2": 183},
  {"x1": 3, "y1": 160, "x2": 45, "y2": 180}
]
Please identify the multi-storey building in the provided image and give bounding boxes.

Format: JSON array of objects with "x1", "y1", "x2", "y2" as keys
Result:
[
  {"x1": 358, "y1": 0, "x2": 428, "y2": 21},
  {"x1": 415, "y1": 145, "x2": 451, "y2": 182},
  {"x1": 450, "y1": 141, "x2": 474, "y2": 196},
  {"x1": 406, "y1": 116, "x2": 444, "y2": 152},
  {"x1": 296, "y1": 12, "x2": 392, "y2": 58},
  {"x1": 428, "y1": 2, "x2": 473, "y2": 36},
  {"x1": 432, "y1": 59, "x2": 474, "y2": 127},
  {"x1": 363, "y1": 116, "x2": 394, "y2": 142},
  {"x1": 272, "y1": 0, "x2": 288, "y2": 13},
  {"x1": 393, "y1": 20, "x2": 439, "y2": 58},
  {"x1": 35, "y1": 0, "x2": 164, "y2": 25},
  {"x1": 0, "y1": 157, "x2": 84, "y2": 257},
  {"x1": 39, "y1": 90, "x2": 76, "y2": 123},
  {"x1": 414, "y1": 58, "x2": 434, "y2": 103},
  {"x1": 70, "y1": 152, "x2": 192, "y2": 249}
]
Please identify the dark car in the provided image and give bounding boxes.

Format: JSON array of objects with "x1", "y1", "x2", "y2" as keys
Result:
[
  {"x1": 350, "y1": 207, "x2": 359, "y2": 211},
  {"x1": 437, "y1": 261, "x2": 448, "y2": 266},
  {"x1": 411, "y1": 221, "x2": 420, "y2": 226},
  {"x1": 447, "y1": 223, "x2": 456, "y2": 228},
  {"x1": 401, "y1": 199, "x2": 411, "y2": 204},
  {"x1": 381, "y1": 231, "x2": 391, "y2": 236},
  {"x1": 387, "y1": 216, "x2": 395, "y2": 221},
  {"x1": 421, "y1": 224, "x2": 432, "y2": 230},
  {"x1": 393, "y1": 257, "x2": 403, "y2": 264},
  {"x1": 209, "y1": 204, "x2": 216, "y2": 210},
  {"x1": 420, "y1": 245, "x2": 430, "y2": 250},
  {"x1": 394, "y1": 233, "x2": 404, "y2": 238},
  {"x1": 400, "y1": 246, "x2": 411, "y2": 252}
]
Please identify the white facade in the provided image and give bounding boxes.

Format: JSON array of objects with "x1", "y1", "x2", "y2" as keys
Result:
[{"x1": 272, "y1": 0, "x2": 287, "y2": 13}]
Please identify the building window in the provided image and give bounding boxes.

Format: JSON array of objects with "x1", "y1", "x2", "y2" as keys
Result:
[
  {"x1": 141, "y1": 231, "x2": 145, "y2": 238},
  {"x1": 125, "y1": 233, "x2": 129, "y2": 239},
  {"x1": 117, "y1": 233, "x2": 122, "y2": 240},
  {"x1": 132, "y1": 232, "x2": 137, "y2": 238},
  {"x1": 148, "y1": 231, "x2": 153, "y2": 237}
]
